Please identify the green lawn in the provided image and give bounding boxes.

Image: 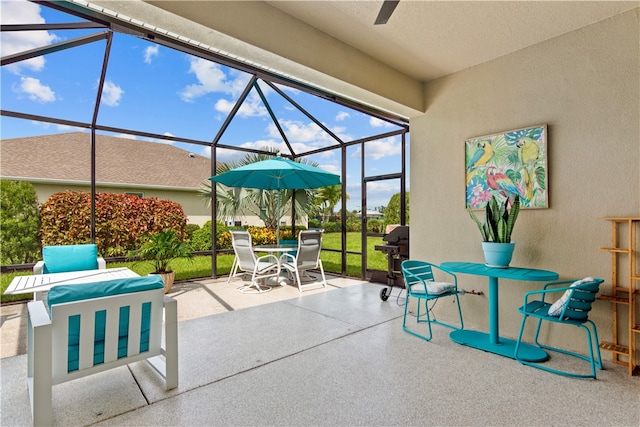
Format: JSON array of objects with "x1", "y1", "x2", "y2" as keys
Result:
[{"x1": 1, "y1": 233, "x2": 388, "y2": 304}]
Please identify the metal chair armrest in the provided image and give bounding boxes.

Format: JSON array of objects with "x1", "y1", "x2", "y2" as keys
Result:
[
  {"x1": 256, "y1": 253, "x2": 279, "y2": 264},
  {"x1": 523, "y1": 280, "x2": 576, "y2": 305},
  {"x1": 543, "y1": 279, "x2": 577, "y2": 290},
  {"x1": 279, "y1": 252, "x2": 296, "y2": 264},
  {"x1": 431, "y1": 264, "x2": 459, "y2": 288},
  {"x1": 404, "y1": 264, "x2": 458, "y2": 295}
]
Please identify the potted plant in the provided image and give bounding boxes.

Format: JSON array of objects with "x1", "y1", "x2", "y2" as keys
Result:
[
  {"x1": 468, "y1": 194, "x2": 520, "y2": 268},
  {"x1": 128, "y1": 229, "x2": 192, "y2": 293}
]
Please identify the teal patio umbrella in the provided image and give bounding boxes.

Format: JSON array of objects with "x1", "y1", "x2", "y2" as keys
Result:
[{"x1": 209, "y1": 156, "x2": 341, "y2": 239}]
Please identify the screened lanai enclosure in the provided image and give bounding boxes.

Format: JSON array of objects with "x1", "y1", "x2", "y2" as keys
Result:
[{"x1": 0, "y1": 0, "x2": 409, "y2": 280}]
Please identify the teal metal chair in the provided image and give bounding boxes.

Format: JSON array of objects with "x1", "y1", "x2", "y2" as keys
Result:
[
  {"x1": 400, "y1": 260, "x2": 464, "y2": 341},
  {"x1": 514, "y1": 277, "x2": 604, "y2": 379}
]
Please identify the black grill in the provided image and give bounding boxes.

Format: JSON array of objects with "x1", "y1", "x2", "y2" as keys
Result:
[{"x1": 374, "y1": 225, "x2": 409, "y2": 301}]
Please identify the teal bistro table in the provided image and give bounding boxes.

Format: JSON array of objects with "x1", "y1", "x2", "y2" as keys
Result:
[{"x1": 440, "y1": 261, "x2": 559, "y2": 362}]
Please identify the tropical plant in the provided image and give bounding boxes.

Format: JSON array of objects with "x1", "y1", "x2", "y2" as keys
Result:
[
  {"x1": 188, "y1": 220, "x2": 233, "y2": 251},
  {"x1": 127, "y1": 229, "x2": 192, "y2": 273},
  {"x1": 468, "y1": 195, "x2": 520, "y2": 243},
  {"x1": 316, "y1": 184, "x2": 347, "y2": 222},
  {"x1": 0, "y1": 180, "x2": 41, "y2": 264}
]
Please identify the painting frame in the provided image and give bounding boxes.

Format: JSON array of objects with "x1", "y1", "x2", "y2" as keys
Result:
[{"x1": 465, "y1": 124, "x2": 548, "y2": 209}]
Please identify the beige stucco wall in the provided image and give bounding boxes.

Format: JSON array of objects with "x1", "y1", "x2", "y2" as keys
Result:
[{"x1": 410, "y1": 10, "x2": 639, "y2": 352}]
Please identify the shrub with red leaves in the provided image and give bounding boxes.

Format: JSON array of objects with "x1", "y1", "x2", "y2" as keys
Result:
[{"x1": 40, "y1": 190, "x2": 187, "y2": 256}]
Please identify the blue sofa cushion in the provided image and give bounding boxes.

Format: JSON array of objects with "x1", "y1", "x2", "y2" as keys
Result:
[
  {"x1": 42, "y1": 244, "x2": 99, "y2": 274},
  {"x1": 48, "y1": 276, "x2": 164, "y2": 372}
]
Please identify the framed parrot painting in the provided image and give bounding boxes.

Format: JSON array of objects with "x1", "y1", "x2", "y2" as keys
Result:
[{"x1": 465, "y1": 124, "x2": 548, "y2": 209}]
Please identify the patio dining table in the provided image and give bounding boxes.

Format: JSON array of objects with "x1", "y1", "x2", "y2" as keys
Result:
[
  {"x1": 253, "y1": 243, "x2": 298, "y2": 284},
  {"x1": 440, "y1": 261, "x2": 559, "y2": 362}
]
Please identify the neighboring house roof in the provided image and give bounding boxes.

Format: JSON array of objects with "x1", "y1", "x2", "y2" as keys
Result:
[{"x1": 0, "y1": 132, "x2": 213, "y2": 190}]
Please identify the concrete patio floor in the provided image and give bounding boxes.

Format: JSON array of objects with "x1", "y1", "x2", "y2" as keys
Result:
[{"x1": 1, "y1": 273, "x2": 639, "y2": 426}]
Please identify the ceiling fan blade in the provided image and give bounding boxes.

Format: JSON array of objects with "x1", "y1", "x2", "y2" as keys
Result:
[{"x1": 374, "y1": 0, "x2": 400, "y2": 25}]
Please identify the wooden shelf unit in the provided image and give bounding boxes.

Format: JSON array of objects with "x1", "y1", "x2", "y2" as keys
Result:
[{"x1": 597, "y1": 217, "x2": 640, "y2": 376}]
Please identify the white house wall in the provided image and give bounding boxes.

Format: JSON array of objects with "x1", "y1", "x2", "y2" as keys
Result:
[{"x1": 411, "y1": 9, "x2": 639, "y2": 352}]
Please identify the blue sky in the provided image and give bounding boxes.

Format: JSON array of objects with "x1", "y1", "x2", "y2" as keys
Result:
[{"x1": 1, "y1": 0, "x2": 409, "y2": 211}]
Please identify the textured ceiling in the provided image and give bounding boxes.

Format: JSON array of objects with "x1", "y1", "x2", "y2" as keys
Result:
[{"x1": 268, "y1": 1, "x2": 639, "y2": 81}]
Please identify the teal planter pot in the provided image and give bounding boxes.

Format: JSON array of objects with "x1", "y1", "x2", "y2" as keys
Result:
[{"x1": 481, "y1": 242, "x2": 515, "y2": 268}]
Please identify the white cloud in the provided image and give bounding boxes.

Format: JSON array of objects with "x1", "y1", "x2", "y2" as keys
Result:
[
  {"x1": 212, "y1": 141, "x2": 281, "y2": 163},
  {"x1": 0, "y1": 0, "x2": 58, "y2": 74},
  {"x1": 179, "y1": 58, "x2": 272, "y2": 119},
  {"x1": 351, "y1": 136, "x2": 401, "y2": 160},
  {"x1": 319, "y1": 163, "x2": 340, "y2": 175},
  {"x1": 101, "y1": 81, "x2": 124, "y2": 106},
  {"x1": 370, "y1": 117, "x2": 393, "y2": 128},
  {"x1": 54, "y1": 124, "x2": 84, "y2": 132},
  {"x1": 143, "y1": 45, "x2": 159, "y2": 64},
  {"x1": 115, "y1": 133, "x2": 138, "y2": 140},
  {"x1": 215, "y1": 92, "x2": 267, "y2": 117},
  {"x1": 239, "y1": 139, "x2": 285, "y2": 152},
  {"x1": 200, "y1": 145, "x2": 212, "y2": 158},
  {"x1": 268, "y1": 120, "x2": 347, "y2": 145},
  {"x1": 268, "y1": 120, "x2": 322, "y2": 143},
  {"x1": 179, "y1": 57, "x2": 241, "y2": 102},
  {"x1": 15, "y1": 77, "x2": 55, "y2": 102},
  {"x1": 31, "y1": 121, "x2": 84, "y2": 133},
  {"x1": 154, "y1": 132, "x2": 176, "y2": 145},
  {"x1": 335, "y1": 111, "x2": 350, "y2": 121},
  {"x1": 279, "y1": 85, "x2": 300, "y2": 95}
]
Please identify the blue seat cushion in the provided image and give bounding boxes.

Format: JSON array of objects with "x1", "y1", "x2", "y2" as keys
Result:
[
  {"x1": 47, "y1": 276, "x2": 164, "y2": 372},
  {"x1": 42, "y1": 244, "x2": 99, "y2": 274},
  {"x1": 279, "y1": 240, "x2": 298, "y2": 246},
  {"x1": 278, "y1": 240, "x2": 298, "y2": 258}
]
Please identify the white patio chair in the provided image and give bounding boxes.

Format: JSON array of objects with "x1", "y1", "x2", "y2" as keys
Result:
[
  {"x1": 27, "y1": 275, "x2": 178, "y2": 426},
  {"x1": 32, "y1": 244, "x2": 106, "y2": 302},
  {"x1": 229, "y1": 230, "x2": 280, "y2": 293},
  {"x1": 280, "y1": 230, "x2": 327, "y2": 292}
]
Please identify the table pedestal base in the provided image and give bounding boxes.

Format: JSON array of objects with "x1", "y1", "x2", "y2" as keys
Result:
[{"x1": 450, "y1": 330, "x2": 548, "y2": 362}]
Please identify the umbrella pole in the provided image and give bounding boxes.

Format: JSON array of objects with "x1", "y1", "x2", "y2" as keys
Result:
[{"x1": 276, "y1": 190, "x2": 281, "y2": 242}]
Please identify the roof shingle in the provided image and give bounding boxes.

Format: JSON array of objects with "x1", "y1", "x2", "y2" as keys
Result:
[{"x1": 0, "y1": 132, "x2": 213, "y2": 189}]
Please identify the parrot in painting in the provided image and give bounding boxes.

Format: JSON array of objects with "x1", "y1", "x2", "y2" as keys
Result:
[
  {"x1": 486, "y1": 166, "x2": 523, "y2": 203},
  {"x1": 466, "y1": 139, "x2": 494, "y2": 184},
  {"x1": 516, "y1": 137, "x2": 540, "y2": 201}
]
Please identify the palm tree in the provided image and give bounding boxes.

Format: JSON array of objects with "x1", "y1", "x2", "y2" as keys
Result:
[
  {"x1": 199, "y1": 149, "x2": 320, "y2": 228},
  {"x1": 316, "y1": 184, "x2": 347, "y2": 221}
]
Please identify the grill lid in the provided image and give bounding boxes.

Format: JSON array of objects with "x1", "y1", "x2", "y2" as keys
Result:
[{"x1": 382, "y1": 225, "x2": 409, "y2": 244}]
